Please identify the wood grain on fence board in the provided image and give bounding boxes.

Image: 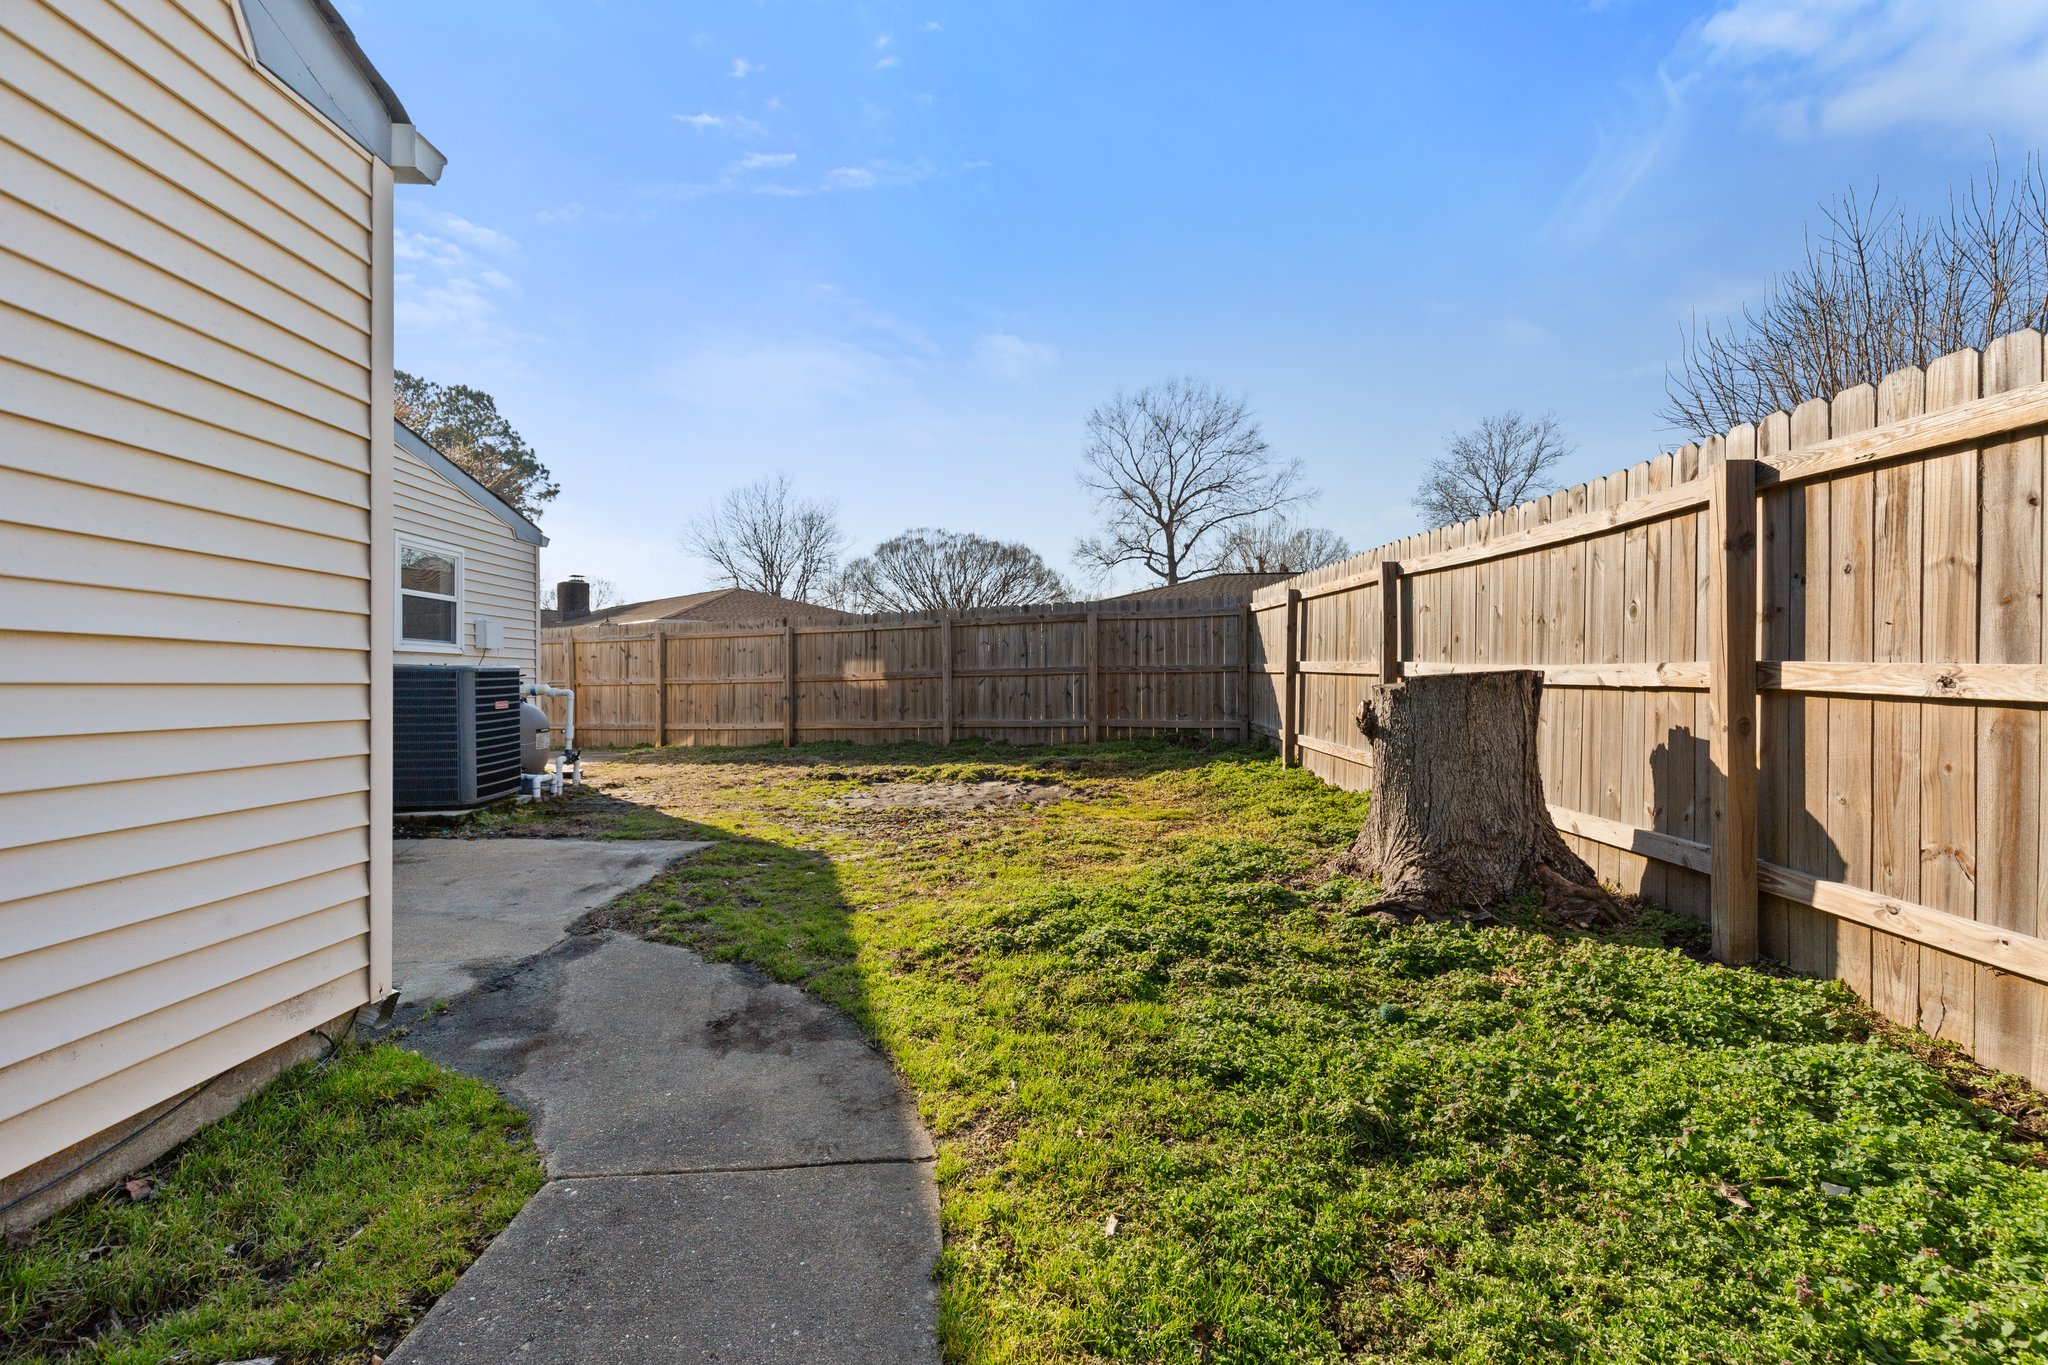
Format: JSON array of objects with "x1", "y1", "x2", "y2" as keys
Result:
[
  {"x1": 1920, "y1": 347, "x2": 1982, "y2": 1047},
  {"x1": 1975, "y1": 330, "x2": 2043, "y2": 1076},
  {"x1": 1624, "y1": 458, "x2": 1656, "y2": 901},
  {"x1": 1870, "y1": 366, "x2": 1928, "y2": 1026},
  {"x1": 1757, "y1": 409, "x2": 1796, "y2": 964},
  {"x1": 1789, "y1": 396, "x2": 1836, "y2": 981},
  {"x1": 1825, "y1": 384, "x2": 1877, "y2": 999}
]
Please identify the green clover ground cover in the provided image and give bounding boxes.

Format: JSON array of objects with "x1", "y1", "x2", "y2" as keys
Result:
[
  {"x1": 1, "y1": 1045, "x2": 542, "y2": 1364},
  {"x1": 569, "y1": 740, "x2": 2048, "y2": 1363}
]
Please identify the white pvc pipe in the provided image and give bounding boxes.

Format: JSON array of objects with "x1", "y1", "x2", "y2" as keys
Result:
[
  {"x1": 522, "y1": 680, "x2": 575, "y2": 752},
  {"x1": 522, "y1": 680, "x2": 579, "y2": 790}
]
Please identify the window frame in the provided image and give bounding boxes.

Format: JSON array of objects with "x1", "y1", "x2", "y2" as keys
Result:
[{"x1": 395, "y1": 536, "x2": 466, "y2": 653}]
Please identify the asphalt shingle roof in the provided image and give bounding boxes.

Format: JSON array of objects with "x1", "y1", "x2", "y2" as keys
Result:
[{"x1": 546, "y1": 587, "x2": 851, "y2": 629}]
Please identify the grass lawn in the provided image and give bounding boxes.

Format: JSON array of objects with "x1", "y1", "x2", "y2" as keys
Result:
[
  {"x1": 1, "y1": 1044, "x2": 543, "y2": 1364},
  {"x1": 478, "y1": 737, "x2": 2048, "y2": 1364}
]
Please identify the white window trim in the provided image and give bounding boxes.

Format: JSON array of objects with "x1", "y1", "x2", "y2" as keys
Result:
[{"x1": 395, "y1": 535, "x2": 466, "y2": 654}]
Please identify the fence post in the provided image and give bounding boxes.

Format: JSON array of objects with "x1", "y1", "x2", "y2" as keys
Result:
[
  {"x1": 1378, "y1": 562, "x2": 1402, "y2": 684},
  {"x1": 1238, "y1": 603, "x2": 1252, "y2": 743},
  {"x1": 783, "y1": 621, "x2": 798, "y2": 749},
  {"x1": 1086, "y1": 610, "x2": 1101, "y2": 743},
  {"x1": 1281, "y1": 588, "x2": 1301, "y2": 767},
  {"x1": 653, "y1": 625, "x2": 668, "y2": 748},
  {"x1": 939, "y1": 615, "x2": 954, "y2": 746},
  {"x1": 1708, "y1": 430, "x2": 1760, "y2": 964}
]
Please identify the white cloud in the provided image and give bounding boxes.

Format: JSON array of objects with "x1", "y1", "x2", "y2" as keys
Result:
[
  {"x1": 875, "y1": 33, "x2": 894, "y2": 49},
  {"x1": 731, "y1": 57, "x2": 762, "y2": 78},
  {"x1": 924, "y1": 20, "x2": 943, "y2": 31},
  {"x1": 1553, "y1": 1, "x2": 2048, "y2": 247},
  {"x1": 533, "y1": 202, "x2": 649, "y2": 225},
  {"x1": 1694, "y1": 0, "x2": 2048, "y2": 139},
  {"x1": 874, "y1": 55, "x2": 901, "y2": 70},
  {"x1": 751, "y1": 158, "x2": 936, "y2": 197},
  {"x1": 815, "y1": 283, "x2": 941, "y2": 357},
  {"x1": 1547, "y1": 68, "x2": 1688, "y2": 244},
  {"x1": 676, "y1": 111, "x2": 766, "y2": 135},
  {"x1": 734, "y1": 151, "x2": 798, "y2": 171},
  {"x1": 644, "y1": 180, "x2": 729, "y2": 201},
  {"x1": 416, "y1": 209, "x2": 518, "y2": 256},
  {"x1": 973, "y1": 332, "x2": 1059, "y2": 382},
  {"x1": 1494, "y1": 317, "x2": 1551, "y2": 348},
  {"x1": 663, "y1": 336, "x2": 924, "y2": 420},
  {"x1": 392, "y1": 212, "x2": 533, "y2": 366}
]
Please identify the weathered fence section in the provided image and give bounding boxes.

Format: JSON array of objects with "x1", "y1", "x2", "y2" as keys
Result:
[
  {"x1": 1250, "y1": 329, "x2": 2048, "y2": 1087},
  {"x1": 539, "y1": 599, "x2": 1250, "y2": 748}
]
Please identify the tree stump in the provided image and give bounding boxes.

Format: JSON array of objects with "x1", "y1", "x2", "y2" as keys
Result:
[{"x1": 1334, "y1": 670, "x2": 1618, "y2": 924}]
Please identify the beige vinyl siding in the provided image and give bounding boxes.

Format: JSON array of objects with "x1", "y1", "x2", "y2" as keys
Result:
[
  {"x1": 0, "y1": 0, "x2": 387, "y2": 1178},
  {"x1": 394, "y1": 445, "x2": 542, "y2": 677}
]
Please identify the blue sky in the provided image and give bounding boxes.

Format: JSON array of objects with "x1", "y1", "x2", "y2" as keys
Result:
[{"x1": 344, "y1": 0, "x2": 2048, "y2": 601}]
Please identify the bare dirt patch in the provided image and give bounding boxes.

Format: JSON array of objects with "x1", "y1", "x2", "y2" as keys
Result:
[{"x1": 827, "y1": 779, "x2": 1078, "y2": 813}]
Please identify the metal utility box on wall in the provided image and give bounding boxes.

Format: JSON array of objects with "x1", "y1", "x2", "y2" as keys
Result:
[
  {"x1": 474, "y1": 617, "x2": 507, "y2": 653},
  {"x1": 393, "y1": 666, "x2": 524, "y2": 810}
]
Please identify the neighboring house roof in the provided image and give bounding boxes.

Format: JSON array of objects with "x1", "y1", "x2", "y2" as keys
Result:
[
  {"x1": 545, "y1": 588, "x2": 852, "y2": 629},
  {"x1": 394, "y1": 421, "x2": 547, "y2": 547},
  {"x1": 1103, "y1": 572, "x2": 1293, "y2": 603}
]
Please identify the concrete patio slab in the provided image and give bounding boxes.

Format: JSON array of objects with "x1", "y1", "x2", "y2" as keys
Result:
[
  {"x1": 391, "y1": 837, "x2": 709, "y2": 1007},
  {"x1": 388, "y1": 1165, "x2": 939, "y2": 1365}
]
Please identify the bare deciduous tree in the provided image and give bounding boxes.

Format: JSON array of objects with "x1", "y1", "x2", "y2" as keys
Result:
[
  {"x1": 685, "y1": 473, "x2": 846, "y2": 601},
  {"x1": 1075, "y1": 377, "x2": 1309, "y2": 585},
  {"x1": 1218, "y1": 518, "x2": 1351, "y2": 575},
  {"x1": 1665, "y1": 151, "x2": 2048, "y2": 438},
  {"x1": 1416, "y1": 411, "x2": 1570, "y2": 527},
  {"x1": 831, "y1": 528, "x2": 1072, "y2": 613}
]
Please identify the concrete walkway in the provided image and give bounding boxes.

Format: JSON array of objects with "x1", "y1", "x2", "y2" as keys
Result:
[
  {"x1": 384, "y1": 839, "x2": 941, "y2": 1364},
  {"x1": 390, "y1": 838, "x2": 710, "y2": 1007}
]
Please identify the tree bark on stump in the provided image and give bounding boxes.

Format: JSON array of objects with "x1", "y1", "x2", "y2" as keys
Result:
[{"x1": 1334, "y1": 670, "x2": 1618, "y2": 925}]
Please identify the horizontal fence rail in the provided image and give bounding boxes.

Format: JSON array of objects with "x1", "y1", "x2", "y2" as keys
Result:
[
  {"x1": 1247, "y1": 334, "x2": 2048, "y2": 1088},
  {"x1": 537, "y1": 335, "x2": 2048, "y2": 1087},
  {"x1": 539, "y1": 598, "x2": 1251, "y2": 749}
]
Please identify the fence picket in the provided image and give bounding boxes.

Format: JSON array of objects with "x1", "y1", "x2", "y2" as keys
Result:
[
  {"x1": 1920, "y1": 347, "x2": 1982, "y2": 1046},
  {"x1": 540, "y1": 331, "x2": 2048, "y2": 1085},
  {"x1": 1976, "y1": 331, "x2": 2044, "y2": 1075}
]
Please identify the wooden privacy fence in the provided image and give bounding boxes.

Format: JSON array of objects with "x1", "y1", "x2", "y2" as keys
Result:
[
  {"x1": 539, "y1": 599, "x2": 1249, "y2": 748},
  {"x1": 1250, "y1": 328, "x2": 2048, "y2": 1088}
]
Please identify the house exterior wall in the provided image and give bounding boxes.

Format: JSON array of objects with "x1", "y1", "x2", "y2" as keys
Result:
[
  {"x1": 0, "y1": 0, "x2": 396, "y2": 1180},
  {"x1": 393, "y1": 442, "x2": 542, "y2": 677}
]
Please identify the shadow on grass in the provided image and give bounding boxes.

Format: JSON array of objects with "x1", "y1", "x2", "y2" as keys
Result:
[
  {"x1": 424, "y1": 736, "x2": 1285, "y2": 1027},
  {"x1": 390, "y1": 737, "x2": 2048, "y2": 1364}
]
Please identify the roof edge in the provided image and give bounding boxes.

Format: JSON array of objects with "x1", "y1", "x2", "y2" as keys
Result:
[
  {"x1": 303, "y1": 0, "x2": 410, "y2": 125},
  {"x1": 394, "y1": 421, "x2": 547, "y2": 546},
  {"x1": 237, "y1": 0, "x2": 439, "y2": 178}
]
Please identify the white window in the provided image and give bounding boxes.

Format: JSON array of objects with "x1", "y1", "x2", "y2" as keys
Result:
[{"x1": 398, "y1": 540, "x2": 463, "y2": 649}]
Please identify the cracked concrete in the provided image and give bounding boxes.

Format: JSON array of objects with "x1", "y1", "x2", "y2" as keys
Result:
[{"x1": 384, "y1": 838, "x2": 939, "y2": 1364}]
